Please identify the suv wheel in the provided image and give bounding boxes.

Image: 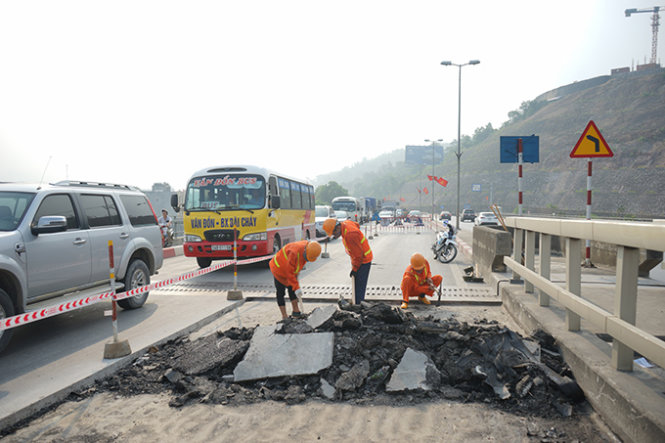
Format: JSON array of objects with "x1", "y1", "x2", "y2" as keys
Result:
[
  {"x1": 118, "y1": 259, "x2": 150, "y2": 310},
  {"x1": 0, "y1": 289, "x2": 16, "y2": 353}
]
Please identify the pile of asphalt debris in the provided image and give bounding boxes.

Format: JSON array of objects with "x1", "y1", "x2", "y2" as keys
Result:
[{"x1": 88, "y1": 301, "x2": 585, "y2": 419}]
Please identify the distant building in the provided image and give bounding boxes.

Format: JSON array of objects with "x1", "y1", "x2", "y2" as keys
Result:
[{"x1": 636, "y1": 63, "x2": 660, "y2": 71}]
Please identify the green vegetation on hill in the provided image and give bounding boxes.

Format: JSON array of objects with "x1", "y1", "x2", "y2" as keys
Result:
[{"x1": 314, "y1": 68, "x2": 665, "y2": 218}]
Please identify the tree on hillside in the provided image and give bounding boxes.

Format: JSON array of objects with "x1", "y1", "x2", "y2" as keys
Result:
[
  {"x1": 504, "y1": 100, "x2": 548, "y2": 126},
  {"x1": 315, "y1": 181, "x2": 349, "y2": 205},
  {"x1": 472, "y1": 123, "x2": 495, "y2": 144}
]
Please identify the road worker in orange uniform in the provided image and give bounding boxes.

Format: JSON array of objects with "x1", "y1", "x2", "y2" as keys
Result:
[
  {"x1": 400, "y1": 253, "x2": 442, "y2": 309},
  {"x1": 322, "y1": 218, "x2": 373, "y2": 304},
  {"x1": 269, "y1": 240, "x2": 322, "y2": 319}
]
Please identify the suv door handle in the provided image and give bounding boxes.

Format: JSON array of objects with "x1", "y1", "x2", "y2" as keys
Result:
[
  {"x1": 73, "y1": 238, "x2": 87, "y2": 245},
  {"x1": 120, "y1": 232, "x2": 129, "y2": 239}
]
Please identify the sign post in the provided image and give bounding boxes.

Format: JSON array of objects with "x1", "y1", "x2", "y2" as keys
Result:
[
  {"x1": 570, "y1": 120, "x2": 613, "y2": 267},
  {"x1": 500, "y1": 135, "x2": 539, "y2": 216}
]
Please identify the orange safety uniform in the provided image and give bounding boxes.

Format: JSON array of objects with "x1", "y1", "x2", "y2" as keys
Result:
[
  {"x1": 401, "y1": 260, "x2": 443, "y2": 303},
  {"x1": 269, "y1": 240, "x2": 309, "y2": 291},
  {"x1": 340, "y1": 220, "x2": 373, "y2": 271}
]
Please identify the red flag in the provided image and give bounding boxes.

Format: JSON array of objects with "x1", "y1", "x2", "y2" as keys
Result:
[
  {"x1": 427, "y1": 175, "x2": 434, "y2": 181},
  {"x1": 436, "y1": 177, "x2": 448, "y2": 187},
  {"x1": 423, "y1": 187, "x2": 429, "y2": 195},
  {"x1": 400, "y1": 197, "x2": 406, "y2": 202}
]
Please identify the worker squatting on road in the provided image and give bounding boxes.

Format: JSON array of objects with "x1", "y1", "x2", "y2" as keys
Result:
[
  {"x1": 323, "y1": 218, "x2": 373, "y2": 304},
  {"x1": 400, "y1": 253, "x2": 442, "y2": 309},
  {"x1": 269, "y1": 240, "x2": 322, "y2": 319}
]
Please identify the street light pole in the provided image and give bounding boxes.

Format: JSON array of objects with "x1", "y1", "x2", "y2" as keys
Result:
[
  {"x1": 440, "y1": 59, "x2": 480, "y2": 230},
  {"x1": 425, "y1": 138, "x2": 443, "y2": 221}
]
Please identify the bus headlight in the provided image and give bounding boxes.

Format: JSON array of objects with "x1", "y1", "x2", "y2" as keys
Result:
[
  {"x1": 185, "y1": 234, "x2": 203, "y2": 242},
  {"x1": 243, "y1": 232, "x2": 267, "y2": 242}
]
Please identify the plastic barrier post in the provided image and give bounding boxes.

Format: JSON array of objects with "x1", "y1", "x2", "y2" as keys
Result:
[
  {"x1": 227, "y1": 229, "x2": 243, "y2": 300},
  {"x1": 104, "y1": 240, "x2": 131, "y2": 359},
  {"x1": 321, "y1": 237, "x2": 330, "y2": 258}
]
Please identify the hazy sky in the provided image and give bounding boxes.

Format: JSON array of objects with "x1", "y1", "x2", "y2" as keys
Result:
[{"x1": 0, "y1": 1, "x2": 660, "y2": 190}]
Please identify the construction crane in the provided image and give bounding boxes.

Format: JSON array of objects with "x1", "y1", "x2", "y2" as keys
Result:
[{"x1": 625, "y1": 6, "x2": 664, "y2": 65}]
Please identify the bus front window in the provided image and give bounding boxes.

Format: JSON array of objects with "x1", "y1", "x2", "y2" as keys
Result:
[{"x1": 185, "y1": 175, "x2": 266, "y2": 211}]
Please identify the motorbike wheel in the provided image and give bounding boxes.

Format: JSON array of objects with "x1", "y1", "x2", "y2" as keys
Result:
[{"x1": 437, "y1": 243, "x2": 458, "y2": 263}]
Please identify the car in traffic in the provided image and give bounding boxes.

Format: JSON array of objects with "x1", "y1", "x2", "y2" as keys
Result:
[
  {"x1": 407, "y1": 210, "x2": 424, "y2": 225},
  {"x1": 475, "y1": 211, "x2": 499, "y2": 226},
  {"x1": 315, "y1": 205, "x2": 335, "y2": 237},
  {"x1": 439, "y1": 211, "x2": 452, "y2": 221},
  {"x1": 461, "y1": 209, "x2": 476, "y2": 222},
  {"x1": 334, "y1": 210, "x2": 350, "y2": 221},
  {"x1": 0, "y1": 180, "x2": 164, "y2": 353}
]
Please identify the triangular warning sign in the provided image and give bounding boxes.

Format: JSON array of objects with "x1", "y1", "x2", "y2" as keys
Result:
[{"x1": 570, "y1": 120, "x2": 613, "y2": 158}]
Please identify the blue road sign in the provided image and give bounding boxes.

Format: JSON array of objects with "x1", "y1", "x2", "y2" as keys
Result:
[{"x1": 500, "y1": 135, "x2": 539, "y2": 163}]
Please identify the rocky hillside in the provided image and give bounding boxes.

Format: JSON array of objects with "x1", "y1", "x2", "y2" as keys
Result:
[{"x1": 316, "y1": 68, "x2": 665, "y2": 218}]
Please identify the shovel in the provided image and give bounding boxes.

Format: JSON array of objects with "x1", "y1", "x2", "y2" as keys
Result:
[
  {"x1": 350, "y1": 274, "x2": 356, "y2": 305},
  {"x1": 296, "y1": 291, "x2": 305, "y2": 313}
]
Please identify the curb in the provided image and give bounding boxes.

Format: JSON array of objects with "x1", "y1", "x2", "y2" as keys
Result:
[
  {"x1": 163, "y1": 245, "x2": 185, "y2": 259},
  {"x1": 490, "y1": 271, "x2": 665, "y2": 443},
  {"x1": 456, "y1": 237, "x2": 472, "y2": 260}
]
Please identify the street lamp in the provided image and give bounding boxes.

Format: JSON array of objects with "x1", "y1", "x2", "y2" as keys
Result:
[
  {"x1": 424, "y1": 138, "x2": 443, "y2": 221},
  {"x1": 440, "y1": 59, "x2": 480, "y2": 230}
]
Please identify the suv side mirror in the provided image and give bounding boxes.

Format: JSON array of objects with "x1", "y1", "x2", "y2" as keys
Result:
[
  {"x1": 31, "y1": 216, "x2": 67, "y2": 235},
  {"x1": 170, "y1": 193, "x2": 180, "y2": 213},
  {"x1": 270, "y1": 195, "x2": 280, "y2": 209}
]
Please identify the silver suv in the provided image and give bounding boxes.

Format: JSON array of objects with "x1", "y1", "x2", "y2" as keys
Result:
[{"x1": 0, "y1": 181, "x2": 164, "y2": 353}]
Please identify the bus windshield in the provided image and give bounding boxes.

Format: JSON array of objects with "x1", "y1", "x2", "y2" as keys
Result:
[
  {"x1": 184, "y1": 174, "x2": 266, "y2": 211},
  {"x1": 332, "y1": 200, "x2": 356, "y2": 212}
]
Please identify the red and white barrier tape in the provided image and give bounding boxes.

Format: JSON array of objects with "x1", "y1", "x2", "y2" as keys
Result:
[{"x1": 0, "y1": 254, "x2": 274, "y2": 332}]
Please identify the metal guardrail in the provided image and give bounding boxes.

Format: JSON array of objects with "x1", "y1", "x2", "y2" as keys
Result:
[{"x1": 503, "y1": 216, "x2": 665, "y2": 371}]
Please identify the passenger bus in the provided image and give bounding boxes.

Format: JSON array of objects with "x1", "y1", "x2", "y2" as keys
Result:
[
  {"x1": 172, "y1": 165, "x2": 315, "y2": 268},
  {"x1": 331, "y1": 196, "x2": 362, "y2": 223}
]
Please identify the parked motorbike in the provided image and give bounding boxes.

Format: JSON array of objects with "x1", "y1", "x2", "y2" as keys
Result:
[{"x1": 431, "y1": 229, "x2": 458, "y2": 263}]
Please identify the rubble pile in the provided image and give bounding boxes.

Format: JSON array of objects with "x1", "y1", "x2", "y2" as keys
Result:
[{"x1": 95, "y1": 302, "x2": 584, "y2": 418}]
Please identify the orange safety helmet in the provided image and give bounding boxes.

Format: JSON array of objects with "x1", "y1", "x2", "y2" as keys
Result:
[
  {"x1": 306, "y1": 241, "x2": 322, "y2": 261},
  {"x1": 322, "y1": 218, "x2": 338, "y2": 236},
  {"x1": 410, "y1": 253, "x2": 427, "y2": 271}
]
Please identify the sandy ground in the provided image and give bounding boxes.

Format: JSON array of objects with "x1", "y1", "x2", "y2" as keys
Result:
[{"x1": 2, "y1": 301, "x2": 620, "y2": 442}]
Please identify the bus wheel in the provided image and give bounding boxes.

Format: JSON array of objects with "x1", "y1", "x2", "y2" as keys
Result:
[
  {"x1": 197, "y1": 257, "x2": 212, "y2": 268},
  {"x1": 272, "y1": 235, "x2": 281, "y2": 254}
]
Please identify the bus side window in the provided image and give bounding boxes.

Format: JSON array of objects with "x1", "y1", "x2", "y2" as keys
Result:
[
  {"x1": 269, "y1": 176, "x2": 279, "y2": 209},
  {"x1": 279, "y1": 178, "x2": 291, "y2": 209},
  {"x1": 290, "y1": 181, "x2": 302, "y2": 209},
  {"x1": 308, "y1": 185, "x2": 315, "y2": 209},
  {"x1": 299, "y1": 184, "x2": 309, "y2": 209}
]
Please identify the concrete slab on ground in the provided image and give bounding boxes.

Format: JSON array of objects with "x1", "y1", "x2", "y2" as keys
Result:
[{"x1": 233, "y1": 326, "x2": 334, "y2": 382}]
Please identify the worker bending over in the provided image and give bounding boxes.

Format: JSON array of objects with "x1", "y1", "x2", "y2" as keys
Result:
[
  {"x1": 323, "y1": 218, "x2": 373, "y2": 304},
  {"x1": 400, "y1": 253, "x2": 442, "y2": 309},
  {"x1": 269, "y1": 240, "x2": 321, "y2": 319}
]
